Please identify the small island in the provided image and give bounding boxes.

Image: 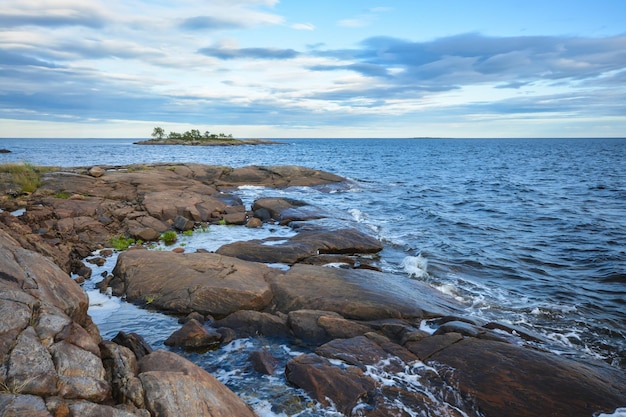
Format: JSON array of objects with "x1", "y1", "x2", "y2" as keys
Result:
[{"x1": 134, "y1": 127, "x2": 280, "y2": 146}]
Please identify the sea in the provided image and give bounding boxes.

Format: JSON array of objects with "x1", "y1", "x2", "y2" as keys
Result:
[{"x1": 1, "y1": 137, "x2": 625, "y2": 416}]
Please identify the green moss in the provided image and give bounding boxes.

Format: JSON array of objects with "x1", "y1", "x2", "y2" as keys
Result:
[
  {"x1": 160, "y1": 230, "x2": 178, "y2": 245},
  {"x1": 54, "y1": 192, "x2": 71, "y2": 199},
  {"x1": 110, "y1": 235, "x2": 136, "y2": 251},
  {"x1": 182, "y1": 229, "x2": 194, "y2": 236}
]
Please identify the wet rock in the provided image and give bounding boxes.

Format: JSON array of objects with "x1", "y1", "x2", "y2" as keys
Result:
[
  {"x1": 249, "y1": 350, "x2": 279, "y2": 375},
  {"x1": 138, "y1": 350, "x2": 257, "y2": 417},
  {"x1": 222, "y1": 211, "x2": 246, "y2": 225},
  {"x1": 287, "y1": 310, "x2": 343, "y2": 345},
  {"x1": 216, "y1": 310, "x2": 289, "y2": 338},
  {"x1": 216, "y1": 228, "x2": 382, "y2": 264},
  {"x1": 111, "y1": 332, "x2": 153, "y2": 361},
  {"x1": 172, "y1": 215, "x2": 194, "y2": 231},
  {"x1": 317, "y1": 315, "x2": 373, "y2": 340},
  {"x1": 178, "y1": 311, "x2": 207, "y2": 324},
  {"x1": 86, "y1": 256, "x2": 106, "y2": 267},
  {"x1": 285, "y1": 353, "x2": 375, "y2": 416},
  {"x1": 427, "y1": 337, "x2": 626, "y2": 417},
  {"x1": 252, "y1": 197, "x2": 327, "y2": 224},
  {"x1": 405, "y1": 332, "x2": 465, "y2": 360},
  {"x1": 316, "y1": 336, "x2": 391, "y2": 370},
  {"x1": 245, "y1": 217, "x2": 263, "y2": 228},
  {"x1": 434, "y1": 320, "x2": 510, "y2": 342},
  {"x1": 269, "y1": 264, "x2": 462, "y2": 321},
  {"x1": 164, "y1": 319, "x2": 222, "y2": 351},
  {"x1": 111, "y1": 251, "x2": 275, "y2": 317}
]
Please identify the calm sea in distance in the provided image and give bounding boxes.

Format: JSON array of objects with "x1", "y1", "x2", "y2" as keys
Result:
[{"x1": 1, "y1": 137, "x2": 625, "y2": 413}]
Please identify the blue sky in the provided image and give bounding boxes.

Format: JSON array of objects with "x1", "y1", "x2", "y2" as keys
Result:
[{"x1": 1, "y1": 0, "x2": 625, "y2": 138}]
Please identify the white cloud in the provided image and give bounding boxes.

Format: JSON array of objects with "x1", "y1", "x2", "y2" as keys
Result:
[{"x1": 291, "y1": 22, "x2": 315, "y2": 31}]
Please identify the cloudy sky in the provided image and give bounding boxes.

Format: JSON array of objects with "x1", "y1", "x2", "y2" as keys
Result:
[{"x1": 1, "y1": 0, "x2": 625, "y2": 138}]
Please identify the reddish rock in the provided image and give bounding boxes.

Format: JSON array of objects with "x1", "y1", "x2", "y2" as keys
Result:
[
  {"x1": 427, "y1": 337, "x2": 626, "y2": 417},
  {"x1": 245, "y1": 217, "x2": 263, "y2": 228},
  {"x1": 164, "y1": 319, "x2": 222, "y2": 350},
  {"x1": 405, "y1": 332, "x2": 464, "y2": 360},
  {"x1": 285, "y1": 353, "x2": 375, "y2": 415},
  {"x1": 138, "y1": 350, "x2": 257, "y2": 417},
  {"x1": 215, "y1": 310, "x2": 289, "y2": 338},
  {"x1": 111, "y1": 250, "x2": 275, "y2": 317},
  {"x1": 269, "y1": 264, "x2": 461, "y2": 321},
  {"x1": 249, "y1": 350, "x2": 279, "y2": 375}
]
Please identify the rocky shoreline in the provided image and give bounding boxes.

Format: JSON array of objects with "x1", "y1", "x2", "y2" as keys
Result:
[{"x1": 1, "y1": 163, "x2": 625, "y2": 417}]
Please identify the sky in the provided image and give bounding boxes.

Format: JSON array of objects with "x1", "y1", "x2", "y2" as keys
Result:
[{"x1": 1, "y1": 0, "x2": 625, "y2": 138}]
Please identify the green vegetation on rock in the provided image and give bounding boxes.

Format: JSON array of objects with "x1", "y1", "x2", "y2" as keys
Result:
[
  {"x1": 160, "y1": 230, "x2": 178, "y2": 245},
  {"x1": 0, "y1": 163, "x2": 56, "y2": 194}
]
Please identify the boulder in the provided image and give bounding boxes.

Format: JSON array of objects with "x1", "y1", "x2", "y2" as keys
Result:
[
  {"x1": 138, "y1": 350, "x2": 257, "y2": 417},
  {"x1": 142, "y1": 190, "x2": 230, "y2": 222},
  {"x1": 50, "y1": 341, "x2": 110, "y2": 402},
  {"x1": 164, "y1": 319, "x2": 222, "y2": 351},
  {"x1": 172, "y1": 215, "x2": 194, "y2": 231},
  {"x1": 216, "y1": 310, "x2": 290, "y2": 339},
  {"x1": 111, "y1": 250, "x2": 275, "y2": 317},
  {"x1": 251, "y1": 197, "x2": 327, "y2": 224},
  {"x1": 216, "y1": 228, "x2": 382, "y2": 264},
  {"x1": 88, "y1": 166, "x2": 105, "y2": 178},
  {"x1": 248, "y1": 350, "x2": 278, "y2": 375},
  {"x1": 287, "y1": 310, "x2": 343, "y2": 345},
  {"x1": 110, "y1": 332, "x2": 153, "y2": 361},
  {"x1": 269, "y1": 264, "x2": 462, "y2": 321}
]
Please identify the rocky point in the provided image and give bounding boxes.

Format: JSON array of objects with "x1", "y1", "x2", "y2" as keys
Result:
[{"x1": 1, "y1": 162, "x2": 624, "y2": 417}]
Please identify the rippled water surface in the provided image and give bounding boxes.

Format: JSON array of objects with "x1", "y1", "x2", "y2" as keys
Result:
[{"x1": 2, "y1": 137, "x2": 625, "y2": 413}]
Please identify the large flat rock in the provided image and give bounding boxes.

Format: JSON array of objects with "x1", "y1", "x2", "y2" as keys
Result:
[
  {"x1": 269, "y1": 264, "x2": 462, "y2": 321},
  {"x1": 110, "y1": 249, "x2": 276, "y2": 317}
]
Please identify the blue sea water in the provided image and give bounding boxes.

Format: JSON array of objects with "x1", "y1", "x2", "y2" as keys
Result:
[{"x1": 2, "y1": 137, "x2": 625, "y2": 413}]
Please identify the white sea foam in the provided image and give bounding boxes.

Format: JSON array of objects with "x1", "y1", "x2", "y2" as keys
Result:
[
  {"x1": 400, "y1": 255, "x2": 429, "y2": 278},
  {"x1": 348, "y1": 208, "x2": 366, "y2": 223},
  {"x1": 597, "y1": 408, "x2": 626, "y2": 417}
]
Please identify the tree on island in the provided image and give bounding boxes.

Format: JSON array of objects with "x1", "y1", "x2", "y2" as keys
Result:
[
  {"x1": 151, "y1": 127, "x2": 235, "y2": 141},
  {"x1": 151, "y1": 126, "x2": 165, "y2": 140}
]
